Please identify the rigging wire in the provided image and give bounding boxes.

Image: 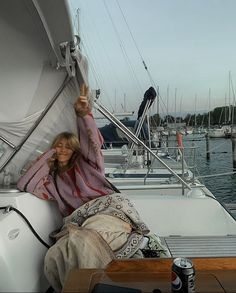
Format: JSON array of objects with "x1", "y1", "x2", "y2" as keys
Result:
[
  {"x1": 73, "y1": 3, "x2": 130, "y2": 113},
  {"x1": 80, "y1": 28, "x2": 129, "y2": 112},
  {"x1": 77, "y1": 25, "x2": 115, "y2": 110},
  {"x1": 115, "y1": 0, "x2": 168, "y2": 123},
  {"x1": 76, "y1": 1, "x2": 168, "y2": 123},
  {"x1": 70, "y1": 3, "x2": 113, "y2": 109},
  {"x1": 230, "y1": 72, "x2": 236, "y2": 125},
  {"x1": 75, "y1": 1, "x2": 168, "y2": 123},
  {"x1": 115, "y1": 0, "x2": 154, "y2": 85},
  {"x1": 197, "y1": 171, "x2": 236, "y2": 179},
  {"x1": 81, "y1": 39, "x2": 116, "y2": 112},
  {"x1": 70, "y1": 3, "x2": 79, "y2": 36},
  {"x1": 102, "y1": 0, "x2": 144, "y2": 96}
]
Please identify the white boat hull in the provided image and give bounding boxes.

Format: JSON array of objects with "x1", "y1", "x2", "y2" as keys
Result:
[
  {"x1": 208, "y1": 128, "x2": 226, "y2": 138},
  {"x1": 0, "y1": 192, "x2": 62, "y2": 292}
]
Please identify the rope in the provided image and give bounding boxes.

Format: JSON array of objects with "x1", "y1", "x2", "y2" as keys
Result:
[
  {"x1": 114, "y1": 0, "x2": 168, "y2": 116},
  {"x1": 0, "y1": 206, "x2": 50, "y2": 249},
  {"x1": 0, "y1": 206, "x2": 54, "y2": 292},
  {"x1": 197, "y1": 171, "x2": 236, "y2": 179},
  {"x1": 102, "y1": 0, "x2": 144, "y2": 96},
  {"x1": 188, "y1": 139, "x2": 230, "y2": 158},
  {"x1": 65, "y1": 42, "x2": 76, "y2": 77},
  {"x1": 206, "y1": 140, "x2": 229, "y2": 153},
  {"x1": 115, "y1": 0, "x2": 154, "y2": 85}
]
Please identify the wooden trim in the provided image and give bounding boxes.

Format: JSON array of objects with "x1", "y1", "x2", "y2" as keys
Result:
[
  {"x1": 63, "y1": 268, "x2": 236, "y2": 293},
  {"x1": 106, "y1": 257, "x2": 236, "y2": 272}
]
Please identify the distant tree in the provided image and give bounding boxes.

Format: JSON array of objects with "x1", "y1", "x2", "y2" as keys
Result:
[
  {"x1": 176, "y1": 116, "x2": 184, "y2": 123},
  {"x1": 153, "y1": 105, "x2": 236, "y2": 128},
  {"x1": 201, "y1": 113, "x2": 208, "y2": 127},
  {"x1": 183, "y1": 114, "x2": 190, "y2": 125},
  {"x1": 150, "y1": 113, "x2": 162, "y2": 126},
  {"x1": 184, "y1": 113, "x2": 195, "y2": 126},
  {"x1": 163, "y1": 115, "x2": 175, "y2": 124},
  {"x1": 210, "y1": 107, "x2": 222, "y2": 125},
  {"x1": 195, "y1": 114, "x2": 202, "y2": 126}
]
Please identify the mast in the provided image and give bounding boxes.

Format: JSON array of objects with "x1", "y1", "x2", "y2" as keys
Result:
[
  {"x1": 224, "y1": 93, "x2": 227, "y2": 124},
  {"x1": 208, "y1": 88, "x2": 211, "y2": 129},
  {"x1": 179, "y1": 95, "x2": 183, "y2": 124},
  {"x1": 229, "y1": 70, "x2": 231, "y2": 124},
  {"x1": 156, "y1": 85, "x2": 160, "y2": 126},
  {"x1": 114, "y1": 89, "x2": 117, "y2": 112},
  {"x1": 174, "y1": 88, "x2": 177, "y2": 127},
  {"x1": 166, "y1": 85, "x2": 169, "y2": 126},
  {"x1": 124, "y1": 93, "x2": 126, "y2": 112},
  {"x1": 231, "y1": 73, "x2": 235, "y2": 128}
]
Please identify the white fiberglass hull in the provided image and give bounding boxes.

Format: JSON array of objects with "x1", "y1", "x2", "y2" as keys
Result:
[
  {"x1": 0, "y1": 191, "x2": 62, "y2": 292},
  {"x1": 208, "y1": 129, "x2": 226, "y2": 138}
]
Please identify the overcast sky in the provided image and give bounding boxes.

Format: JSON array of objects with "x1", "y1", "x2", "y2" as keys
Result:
[{"x1": 69, "y1": 0, "x2": 236, "y2": 117}]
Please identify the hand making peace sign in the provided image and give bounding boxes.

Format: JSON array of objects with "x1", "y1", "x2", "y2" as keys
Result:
[{"x1": 74, "y1": 83, "x2": 90, "y2": 116}]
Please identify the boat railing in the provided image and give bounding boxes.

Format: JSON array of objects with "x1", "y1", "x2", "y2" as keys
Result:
[
  {"x1": 0, "y1": 135, "x2": 17, "y2": 167},
  {"x1": 94, "y1": 99, "x2": 192, "y2": 193},
  {"x1": 0, "y1": 135, "x2": 16, "y2": 150},
  {"x1": 103, "y1": 137, "x2": 199, "y2": 191},
  {"x1": 138, "y1": 144, "x2": 198, "y2": 185},
  {"x1": 0, "y1": 136, "x2": 16, "y2": 189}
]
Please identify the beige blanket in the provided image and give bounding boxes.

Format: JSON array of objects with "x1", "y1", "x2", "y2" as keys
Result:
[
  {"x1": 44, "y1": 193, "x2": 169, "y2": 291},
  {"x1": 44, "y1": 222, "x2": 115, "y2": 292}
]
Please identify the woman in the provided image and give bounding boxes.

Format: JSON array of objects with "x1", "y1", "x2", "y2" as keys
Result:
[
  {"x1": 17, "y1": 84, "x2": 114, "y2": 216},
  {"x1": 17, "y1": 84, "x2": 170, "y2": 291}
]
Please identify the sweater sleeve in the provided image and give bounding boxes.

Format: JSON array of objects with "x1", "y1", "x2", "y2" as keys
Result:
[
  {"x1": 77, "y1": 113, "x2": 105, "y2": 174},
  {"x1": 17, "y1": 149, "x2": 56, "y2": 200}
]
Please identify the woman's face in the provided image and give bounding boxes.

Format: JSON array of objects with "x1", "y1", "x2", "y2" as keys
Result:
[{"x1": 55, "y1": 138, "x2": 74, "y2": 167}]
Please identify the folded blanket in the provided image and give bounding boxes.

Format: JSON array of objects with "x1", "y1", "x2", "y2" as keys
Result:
[
  {"x1": 44, "y1": 223, "x2": 114, "y2": 291},
  {"x1": 44, "y1": 193, "x2": 170, "y2": 291}
]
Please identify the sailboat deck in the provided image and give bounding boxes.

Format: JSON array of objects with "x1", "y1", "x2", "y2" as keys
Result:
[
  {"x1": 125, "y1": 192, "x2": 236, "y2": 237},
  {"x1": 162, "y1": 235, "x2": 236, "y2": 258}
]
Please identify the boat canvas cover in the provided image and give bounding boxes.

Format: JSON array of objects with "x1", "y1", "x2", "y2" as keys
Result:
[
  {"x1": 0, "y1": 0, "x2": 88, "y2": 185},
  {"x1": 99, "y1": 119, "x2": 152, "y2": 148}
]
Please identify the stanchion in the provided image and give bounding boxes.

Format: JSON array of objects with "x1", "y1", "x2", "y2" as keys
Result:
[
  {"x1": 205, "y1": 133, "x2": 210, "y2": 160},
  {"x1": 231, "y1": 133, "x2": 236, "y2": 168}
]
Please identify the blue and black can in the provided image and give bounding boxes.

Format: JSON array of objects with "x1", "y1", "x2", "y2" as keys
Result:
[{"x1": 171, "y1": 257, "x2": 195, "y2": 292}]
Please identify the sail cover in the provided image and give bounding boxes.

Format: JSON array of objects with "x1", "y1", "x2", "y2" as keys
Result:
[
  {"x1": 0, "y1": 0, "x2": 88, "y2": 184},
  {"x1": 137, "y1": 87, "x2": 156, "y2": 119}
]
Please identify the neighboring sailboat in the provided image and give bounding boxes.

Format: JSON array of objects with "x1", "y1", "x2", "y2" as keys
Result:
[
  {"x1": 208, "y1": 127, "x2": 226, "y2": 138},
  {"x1": 207, "y1": 88, "x2": 226, "y2": 138},
  {"x1": 208, "y1": 73, "x2": 236, "y2": 139}
]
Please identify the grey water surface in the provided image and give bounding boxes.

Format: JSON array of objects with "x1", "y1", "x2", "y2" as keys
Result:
[{"x1": 183, "y1": 135, "x2": 236, "y2": 204}]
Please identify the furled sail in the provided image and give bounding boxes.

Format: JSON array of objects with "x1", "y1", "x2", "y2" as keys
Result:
[{"x1": 137, "y1": 86, "x2": 156, "y2": 119}]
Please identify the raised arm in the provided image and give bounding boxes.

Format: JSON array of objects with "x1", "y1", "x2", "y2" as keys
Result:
[{"x1": 74, "y1": 84, "x2": 105, "y2": 173}]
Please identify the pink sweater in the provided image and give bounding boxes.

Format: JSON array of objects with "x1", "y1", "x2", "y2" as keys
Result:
[{"x1": 17, "y1": 113, "x2": 114, "y2": 216}]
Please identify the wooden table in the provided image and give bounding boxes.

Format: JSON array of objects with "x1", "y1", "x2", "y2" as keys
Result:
[{"x1": 63, "y1": 258, "x2": 236, "y2": 293}]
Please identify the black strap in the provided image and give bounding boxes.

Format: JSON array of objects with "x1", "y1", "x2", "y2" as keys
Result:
[{"x1": 105, "y1": 178, "x2": 121, "y2": 193}]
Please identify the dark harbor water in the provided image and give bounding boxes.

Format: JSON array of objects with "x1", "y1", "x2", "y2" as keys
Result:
[{"x1": 183, "y1": 135, "x2": 236, "y2": 204}]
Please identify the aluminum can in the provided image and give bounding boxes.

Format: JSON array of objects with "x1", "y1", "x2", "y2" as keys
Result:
[{"x1": 171, "y1": 257, "x2": 195, "y2": 292}]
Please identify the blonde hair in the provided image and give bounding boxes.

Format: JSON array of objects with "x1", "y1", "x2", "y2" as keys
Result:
[
  {"x1": 51, "y1": 132, "x2": 80, "y2": 152},
  {"x1": 49, "y1": 132, "x2": 81, "y2": 173}
]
